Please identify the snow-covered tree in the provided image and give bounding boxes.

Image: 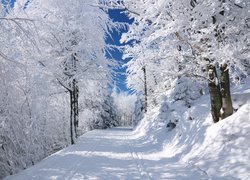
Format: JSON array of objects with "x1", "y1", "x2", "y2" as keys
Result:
[
  {"x1": 79, "y1": 81, "x2": 119, "y2": 132},
  {"x1": 0, "y1": 0, "x2": 118, "y2": 177},
  {"x1": 112, "y1": 90, "x2": 136, "y2": 126},
  {"x1": 14, "y1": 0, "x2": 118, "y2": 143},
  {"x1": 112, "y1": 0, "x2": 249, "y2": 119}
]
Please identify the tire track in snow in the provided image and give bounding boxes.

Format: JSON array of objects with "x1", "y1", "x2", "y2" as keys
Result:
[
  {"x1": 126, "y1": 136, "x2": 153, "y2": 180},
  {"x1": 63, "y1": 138, "x2": 96, "y2": 180}
]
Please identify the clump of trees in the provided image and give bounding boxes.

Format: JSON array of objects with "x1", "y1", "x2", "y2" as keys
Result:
[
  {"x1": 107, "y1": 0, "x2": 250, "y2": 121},
  {"x1": 112, "y1": 90, "x2": 137, "y2": 126},
  {"x1": 0, "y1": 0, "x2": 119, "y2": 178}
]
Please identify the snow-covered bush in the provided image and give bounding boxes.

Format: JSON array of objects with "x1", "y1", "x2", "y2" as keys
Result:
[{"x1": 168, "y1": 76, "x2": 204, "y2": 106}]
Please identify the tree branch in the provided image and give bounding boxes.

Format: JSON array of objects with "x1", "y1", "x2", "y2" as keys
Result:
[
  {"x1": 0, "y1": 50, "x2": 25, "y2": 67},
  {"x1": 55, "y1": 76, "x2": 72, "y2": 92},
  {"x1": 0, "y1": 17, "x2": 40, "y2": 53},
  {"x1": 0, "y1": 17, "x2": 34, "y2": 22}
]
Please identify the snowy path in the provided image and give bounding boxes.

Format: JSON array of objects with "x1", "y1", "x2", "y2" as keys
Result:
[{"x1": 5, "y1": 127, "x2": 208, "y2": 180}]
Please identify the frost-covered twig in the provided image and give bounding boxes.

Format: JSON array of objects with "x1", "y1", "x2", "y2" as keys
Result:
[
  {"x1": 0, "y1": 50, "x2": 25, "y2": 67},
  {"x1": 1, "y1": 17, "x2": 41, "y2": 53},
  {"x1": 0, "y1": 17, "x2": 34, "y2": 22}
]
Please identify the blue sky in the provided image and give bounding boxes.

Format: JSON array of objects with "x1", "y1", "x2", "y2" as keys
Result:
[
  {"x1": 1, "y1": 0, "x2": 15, "y2": 8},
  {"x1": 107, "y1": 9, "x2": 133, "y2": 93},
  {"x1": 1, "y1": 0, "x2": 15, "y2": 14}
]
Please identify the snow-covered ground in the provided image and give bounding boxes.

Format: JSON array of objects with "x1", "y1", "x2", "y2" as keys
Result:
[
  {"x1": 4, "y1": 127, "x2": 207, "y2": 180},
  {"x1": 5, "y1": 84, "x2": 250, "y2": 180},
  {"x1": 132, "y1": 82, "x2": 250, "y2": 180}
]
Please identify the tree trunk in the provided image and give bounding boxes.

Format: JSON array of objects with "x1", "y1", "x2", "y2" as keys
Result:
[
  {"x1": 69, "y1": 79, "x2": 79, "y2": 144},
  {"x1": 142, "y1": 66, "x2": 148, "y2": 113},
  {"x1": 207, "y1": 64, "x2": 222, "y2": 123},
  {"x1": 73, "y1": 79, "x2": 79, "y2": 138},
  {"x1": 220, "y1": 63, "x2": 233, "y2": 119},
  {"x1": 70, "y1": 90, "x2": 75, "y2": 144}
]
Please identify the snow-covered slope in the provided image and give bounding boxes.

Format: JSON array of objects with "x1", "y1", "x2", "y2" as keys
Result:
[
  {"x1": 4, "y1": 84, "x2": 250, "y2": 180},
  {"x1": 182, "y1": 98, "x2": 250, "y2": 179},
  {"x1": 132, "y1": 83, "x2": 250, "y2": 179}
]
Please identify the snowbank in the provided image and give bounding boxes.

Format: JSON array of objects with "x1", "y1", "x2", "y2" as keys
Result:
[{"x1": 133, "y1": 83, "x2": 250, "y2": 179}]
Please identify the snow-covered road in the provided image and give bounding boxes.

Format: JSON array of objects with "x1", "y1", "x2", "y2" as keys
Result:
[{"x1": 5, "y1": 127, "x2": 208, "y2": 180}]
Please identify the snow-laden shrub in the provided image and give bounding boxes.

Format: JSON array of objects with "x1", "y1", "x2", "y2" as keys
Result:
[
  {"x1": 156, "y1": 76, "x2": 205, "y2": 130},
  {"x1": 168, "y1": 76, "x2": 204, "y2": 107}
]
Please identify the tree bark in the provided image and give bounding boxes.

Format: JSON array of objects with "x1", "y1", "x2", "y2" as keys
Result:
[
  {"x1": 220, "y1": 63, "x2": 233, "y2": 119},
  {"x1": 73, "y1": 79, "x2": 79, "y2": 138},
  {"x1": 207, "y1": 64, "x2": 222, "y2": 123},
  {"x1": 70, "y1": 90, "x2": 75, "y2": 144},
  {"x1": 69, "y1": 79, "x2": 79, "y2": 144},
  {"x1": 142, "y1": 66, "x2": 148, "y2": 113}
]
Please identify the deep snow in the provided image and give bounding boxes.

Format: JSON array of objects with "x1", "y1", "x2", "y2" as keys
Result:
[
  {"x1": 4, "y1": 127, "x2": 207, "y2": 180},
  {"x1": 4, "y1": 83, "x2": 250, "y2": 180}
]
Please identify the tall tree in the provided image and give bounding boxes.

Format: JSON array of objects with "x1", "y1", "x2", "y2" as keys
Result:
[
  {"x1": 18, "y1": 0, "x2": 116, "y2": 143},
  {"x1": 0, "y1": 0, "x2": 118, "y2": 177},
  {"x1": 113, "y1": 0, "x2": 249, "y2": 117}
]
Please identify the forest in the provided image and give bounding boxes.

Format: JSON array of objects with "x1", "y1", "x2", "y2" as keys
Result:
[{"x1": 1, "y1": 0, "x2": 250, "y2": 179}]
